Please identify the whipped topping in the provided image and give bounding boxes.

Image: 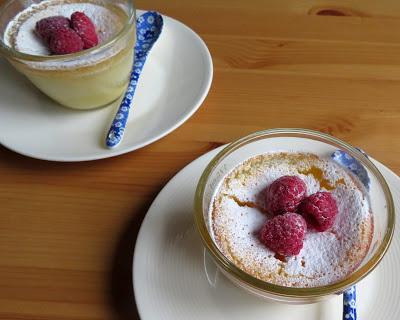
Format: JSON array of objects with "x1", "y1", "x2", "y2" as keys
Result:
[{"x1": 210, "y1": 152, "x2": 373, "y2": 288}]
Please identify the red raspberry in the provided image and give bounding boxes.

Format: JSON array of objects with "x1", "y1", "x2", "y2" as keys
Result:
[
  {"x1": 71, "y1": 12, "x2": 99, "y2": 49},
  {"x1": 265, "y1": 176, "x2": 307, "y2": 215},
  {"x1": 260, "y1": 212, "x2": 307, "y2": 256},
  {"x1": 48, "y1": 27, "x2": 84, "y2": 55},
  {"x1": 298, "y1": 192, "x2": 338, "y2": 232},
  {"x1": 35, "y1": 16, "x2": 71, "y2": 43}
]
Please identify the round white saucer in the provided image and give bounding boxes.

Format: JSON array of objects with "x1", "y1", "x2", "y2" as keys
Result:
[
  {"x1": 0, "y1": 11, "x2": 213, "y2": 161},
  {"x1": 133, "y1": 147, "x2": 400, "y2": 320}
]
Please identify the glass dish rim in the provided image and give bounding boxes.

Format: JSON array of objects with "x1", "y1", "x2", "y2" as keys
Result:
[
  {"x1": 194, "y1": 128, "x2": 395, "y2": 298},
  {"x1": 0, "y1": 0, "x2": 136, "y2": 62}
]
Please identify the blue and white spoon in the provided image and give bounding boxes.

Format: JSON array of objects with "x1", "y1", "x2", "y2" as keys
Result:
[
  {"x1": 332, "y1": 149, "x2": 370, "y2": 320},
  {"x1": 106, "y1": 11, "x2": 164, "y2": 148}
]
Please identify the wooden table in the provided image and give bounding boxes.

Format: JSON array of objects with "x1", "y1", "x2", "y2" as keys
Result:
[{"x1": 1, "y1": 0, "x2": 400, "y2": 319}]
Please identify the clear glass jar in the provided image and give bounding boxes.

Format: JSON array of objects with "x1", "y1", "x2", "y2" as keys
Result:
[
  {"x1": 194, "y1": 128, "x2": 395, "y2": 303},
  {"x1": 0, "y1": 0, "x2": 136, "y2": 110}
]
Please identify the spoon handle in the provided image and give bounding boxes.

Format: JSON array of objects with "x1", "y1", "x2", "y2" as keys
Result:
[
  {"x1": 106, "y1": 12, "x2": 163, "y2": 148},
  {"x1": 332, "y1": 150, "x2": 369, "y2": 320},
  {"x1": 106, "y1": 57, "x2": 144, "y2": 148},
  {"x1": 343, "y1": 286, "x2": 357, "y2": 320}
]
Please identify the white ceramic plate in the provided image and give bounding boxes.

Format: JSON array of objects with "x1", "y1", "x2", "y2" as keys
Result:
[
  {"x1": 0, "y1": 11, "x2": 213, "y2": 161},
  {"x1": 133, "y1": 147, "x2": 400, "y2": 320}
]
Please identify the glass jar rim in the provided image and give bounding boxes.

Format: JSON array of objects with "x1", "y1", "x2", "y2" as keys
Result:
[
  {"x1": 194, "y1": 128, "x2": 395, "y2": 298},
  {"x1": 0, "y1": 0, "x2": 136, "y2": 62}
]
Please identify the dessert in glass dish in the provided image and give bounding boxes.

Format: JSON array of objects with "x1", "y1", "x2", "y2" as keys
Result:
[
  {"x1": 0, "y1": 0, "x2": 136, "y2": 110},
  {"x1": 211, "y1": 152, "x2": 372, "y2": 288},
  {"x1": 194, "y1": 129, "x2": 395, "y2": 303}
]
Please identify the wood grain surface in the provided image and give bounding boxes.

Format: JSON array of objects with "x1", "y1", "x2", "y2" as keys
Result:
[{"x1": 1, "y1": 0, "x2": 400, "y2": 319}]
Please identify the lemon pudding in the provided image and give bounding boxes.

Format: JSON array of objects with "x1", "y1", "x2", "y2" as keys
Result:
[
  {"x1": 210, "y1": 152, "x2": 373, "y2": 288},
  {"x1": 1, "y1": 0, "x2": 136, "y2": 109}
]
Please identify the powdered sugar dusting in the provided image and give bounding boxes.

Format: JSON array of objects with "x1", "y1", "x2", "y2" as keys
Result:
[
  {"x1": 5, "y1": 0, "x2": 123, "y2": 55},
  {"x1": 211, "y1": 152, "x2": 373, "y2": 287},
  {"x1": 4, "y1": 0, "x2": 126, "y2": 69}
]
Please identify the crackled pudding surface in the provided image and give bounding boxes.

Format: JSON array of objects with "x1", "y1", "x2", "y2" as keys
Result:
[{"x1": 210, "y1": 152, "x2": 373, "y2": 288}]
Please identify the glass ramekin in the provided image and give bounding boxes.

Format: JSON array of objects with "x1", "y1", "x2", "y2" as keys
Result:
[
  {"x1": 194, "y1": 128, "x2": 395, "y2": 304},
  {"x1": 0, "y1": 0, "x2": 136, "y2": 110}
]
